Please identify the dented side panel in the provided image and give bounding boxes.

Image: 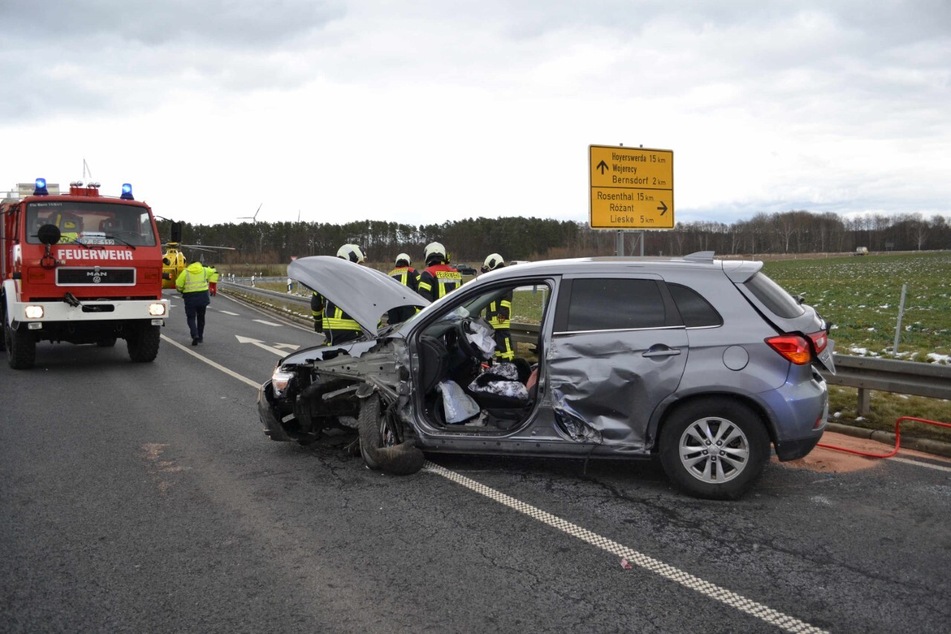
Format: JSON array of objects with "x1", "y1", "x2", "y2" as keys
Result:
[{"x1": 547, "y1": 328, "x2": 688, "y2": 448}]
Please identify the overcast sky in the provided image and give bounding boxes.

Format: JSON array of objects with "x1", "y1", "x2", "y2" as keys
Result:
[{"x1": 2, "y1": 1, "x2": 949, "y2": 229}]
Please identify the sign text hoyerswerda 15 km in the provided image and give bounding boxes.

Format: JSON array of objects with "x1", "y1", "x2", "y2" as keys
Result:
[{"x1": 589, "y1": 145, "x2": 674, "y2": 230}]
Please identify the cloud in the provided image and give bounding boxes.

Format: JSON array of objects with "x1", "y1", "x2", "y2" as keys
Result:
[{"x1": 1, "y1": 0, "x2": 949, "y2": 228}]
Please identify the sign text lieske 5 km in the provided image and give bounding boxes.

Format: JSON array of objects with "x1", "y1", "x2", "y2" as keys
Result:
[{"x1": 589, "y1": 145, "x2": 674, "y2": 229}]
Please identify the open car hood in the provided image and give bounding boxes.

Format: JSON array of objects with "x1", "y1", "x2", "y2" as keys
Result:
[{"x1": 288, "y1": 256, "x2": 429, "y2": 334}]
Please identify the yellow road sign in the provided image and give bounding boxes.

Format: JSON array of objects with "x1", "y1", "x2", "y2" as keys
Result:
[{"x1": 589, "y1": 145, "x2": 674, "y2": 229}]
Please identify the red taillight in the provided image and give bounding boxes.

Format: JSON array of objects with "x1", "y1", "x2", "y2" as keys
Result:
[
  {"x1": 807, "y1": 330, "x2": 828, "y2": 355},
  {"x1": 765, "y1": 334, "x2": 811, "y2": 365}
]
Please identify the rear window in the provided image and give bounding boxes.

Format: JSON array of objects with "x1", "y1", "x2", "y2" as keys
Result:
[
  {"x1": 668, "y1": 283, "x2": 723, "y2": 327},
  {"x1": 564, "y1": 278, "x2": 667, "y2": 331},
  {"x1": 743, "y1": 272, "x2": 805, "y2": 319}
]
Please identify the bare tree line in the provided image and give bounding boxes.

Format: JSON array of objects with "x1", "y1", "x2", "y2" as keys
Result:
[{"x1": 161, "y1": 210, "x2": 950, "y2": 265}]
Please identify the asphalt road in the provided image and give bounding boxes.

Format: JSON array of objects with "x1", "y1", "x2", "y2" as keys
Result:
[{"x1": 2, "y1": 290, "x2": 950, "y2": 633}]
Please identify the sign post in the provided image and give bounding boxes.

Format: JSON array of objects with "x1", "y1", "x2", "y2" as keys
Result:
[{"x1": 589, "y1": 145, "x2": 674, "y2": 230}]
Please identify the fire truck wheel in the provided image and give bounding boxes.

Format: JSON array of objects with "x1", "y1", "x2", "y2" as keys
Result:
[
  {"x1": 127, "y1": 324, "x2": 160, "y2": 362},
  {"x1": 5, "y1": 321, "x2": 36, "y2": 370}
]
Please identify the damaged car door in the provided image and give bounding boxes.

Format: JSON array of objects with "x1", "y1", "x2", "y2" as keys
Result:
[{"x1": 545, "y1": 276, "x2": 688, "y2": 450}]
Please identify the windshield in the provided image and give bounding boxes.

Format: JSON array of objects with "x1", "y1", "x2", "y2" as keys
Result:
[{"x1": 26, "y1": 201, "x2": 158, "y2": 247}]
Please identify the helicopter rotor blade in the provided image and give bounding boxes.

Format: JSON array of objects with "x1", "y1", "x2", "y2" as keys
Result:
[{"x1": 178, "y1": 244, "x2": 238, "y2": 252}]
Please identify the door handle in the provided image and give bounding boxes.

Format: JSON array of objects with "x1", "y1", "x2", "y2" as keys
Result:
[{"x1": 642, "y1": 347, "x2": 682, "y2": 358}]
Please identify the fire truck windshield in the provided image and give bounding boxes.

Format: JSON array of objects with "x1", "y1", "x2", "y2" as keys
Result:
[{"x1": 25, "y1": 201, "x2": 158, "y2": 247}]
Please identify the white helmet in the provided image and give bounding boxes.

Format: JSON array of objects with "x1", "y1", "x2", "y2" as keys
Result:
[
  {"x1": 336, "y1": 244, "x2": 365, "y2": 263},
  {"x1": 424, "y1": 241, "x2": 446, "y2": 265},
  {"x1": 482, "y1": 253, "x2": 505, "y2": 273},
  {"x1": 394, "y1": 253, "x2": 411, "y2": 266}
]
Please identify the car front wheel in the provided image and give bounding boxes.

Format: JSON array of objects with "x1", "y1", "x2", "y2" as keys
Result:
[
  {"x1": 659, "y1": 398, "x2": 770, "y2": 500},
  {"x1": 358, "y1": 395, "x2": 425, "y2": 476}
]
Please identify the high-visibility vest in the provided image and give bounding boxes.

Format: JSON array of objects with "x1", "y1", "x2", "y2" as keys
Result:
[
  {"x1": 418, "y1": 264, "x2": 462, "y2": 301},
  {"x1": 178, "y1": 264, "x2": 209, "y2": 293},
  {"x1": 388, "y1": 266, "x2": 419, "y2": 292},
  {"x1": 486, "y1": 295, "x2": 512, "y2": 330}
]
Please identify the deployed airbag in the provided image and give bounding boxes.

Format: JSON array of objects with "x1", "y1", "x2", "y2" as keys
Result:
[{"x1": 438, "y1": 380, "x2": 480, "y2": 423}]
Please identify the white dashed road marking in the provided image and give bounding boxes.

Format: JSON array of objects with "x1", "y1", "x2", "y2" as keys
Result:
[
  {"x1": 426, "y1": 461, "x2": 827, "y2": 634},
  {"x1": 218, "y1": 310, "x2": 240, "y2": 316},
  {"x1": 253, "y1": 319, "x2": 283, "y2": 327},
  {"x1": 161, "y1": 335, "x2": 261, "y2": 389}
]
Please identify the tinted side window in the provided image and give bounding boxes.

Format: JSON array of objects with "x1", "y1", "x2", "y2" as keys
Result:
[
  {"x1": 668, "y1": 283, "x2": 723, "y2": 327},
  {"x1": 743, "y1": 272, "x2": 805, "y2": 319},
  {"x1": 565, "y1": 279, "x2": 666, "y2": 331}
]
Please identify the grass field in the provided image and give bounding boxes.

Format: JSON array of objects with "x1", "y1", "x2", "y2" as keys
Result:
[{"x1": 762, "y1": 251, "x2": 951, "y2": 363}]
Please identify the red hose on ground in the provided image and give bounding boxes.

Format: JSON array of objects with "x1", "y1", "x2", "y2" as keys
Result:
[{"x1": 817, "y1": 416, "x2": 951, "y2": 459}]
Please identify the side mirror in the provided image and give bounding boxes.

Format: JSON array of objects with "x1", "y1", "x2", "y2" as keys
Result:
[{"x1": 37, "y1": 224, "x2": 62, "y2": 245}]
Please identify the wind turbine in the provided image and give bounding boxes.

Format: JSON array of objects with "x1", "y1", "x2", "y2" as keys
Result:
[{"x1": 239, "y1": 203, "x2": 263, "y2": 223}]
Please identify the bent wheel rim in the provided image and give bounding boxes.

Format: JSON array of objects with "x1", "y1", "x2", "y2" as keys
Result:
[
  {"x1": 380, "y1": 417, "x2": 398, "y2": 448},
  {"x1": 679, "y1": 416, "x2": 750, "y2": 484}
]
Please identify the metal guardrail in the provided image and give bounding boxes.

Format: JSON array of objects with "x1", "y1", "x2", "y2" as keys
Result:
[
  {"x1": 221, "y1": 282, "x2": 951, "y2": 415},
  {"x1": 820, "y1": 356, "x2": 951, "y2": 415}
]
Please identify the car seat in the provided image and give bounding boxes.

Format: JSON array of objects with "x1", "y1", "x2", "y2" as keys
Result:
[
  {"x1": 465, "y1": 362, "x2": 534, "y2": 429},
  {"x1": 419, "y1": 335, "x2": 449, "y2": 396}
]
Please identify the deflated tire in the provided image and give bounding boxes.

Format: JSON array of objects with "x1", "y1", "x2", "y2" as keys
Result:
[{"x1": 358, "y1": 395, "x2": 424, "y2": 476}]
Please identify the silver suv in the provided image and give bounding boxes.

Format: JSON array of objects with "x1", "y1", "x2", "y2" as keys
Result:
[{"x1": 258, "y1": 252, "x2": 834, "y2": 500}]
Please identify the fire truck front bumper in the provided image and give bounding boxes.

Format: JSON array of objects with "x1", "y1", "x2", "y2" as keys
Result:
[{"x1": 9, "y1": 298, "x2": 169, "y2": 328}]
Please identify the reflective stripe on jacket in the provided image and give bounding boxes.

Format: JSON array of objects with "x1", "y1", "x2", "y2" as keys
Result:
[{"x1": 323, "y1": 300, "x2": 362, "y2": 333}]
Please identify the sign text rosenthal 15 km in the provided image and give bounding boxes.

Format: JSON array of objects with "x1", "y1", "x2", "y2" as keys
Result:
[{"x1": 589, "y1": 145, "x2": 674, "y2": 229}]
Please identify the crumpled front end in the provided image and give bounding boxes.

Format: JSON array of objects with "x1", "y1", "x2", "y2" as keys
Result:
[
  {"x1": 258, "y1": 338, "x2": 409, "y2": 443},
  {"x1": 258, "y1": 380, "x2": 295, "y2": 442}
]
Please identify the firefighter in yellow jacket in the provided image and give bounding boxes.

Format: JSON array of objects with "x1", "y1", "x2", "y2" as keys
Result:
[
  {"x1": 175, "y1": 260, "x2": 211, "y2": 346},
  {"x1": 387, "y1": 252, "x2": 420, "y2": 325},
  {"x1": 206, "y1": 264, "x2": 220, "y2": 296},
  {"x1": 481, "y1": 253, "x2": 514, "y2": 361},
  {"x1": 417, "y1": 242, "x2": 462, "y2": 302},
  {"x1": 311, "y1": 244, "x2": 366, "y2": 345}
]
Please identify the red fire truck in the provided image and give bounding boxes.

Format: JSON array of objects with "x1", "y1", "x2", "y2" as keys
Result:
[{"x1": 0, "y1": 178, "x2": 169, "y2": 369}]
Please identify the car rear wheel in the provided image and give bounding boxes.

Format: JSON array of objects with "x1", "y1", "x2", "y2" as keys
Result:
[
  {"x1": 659, "y1": 398, "x2": 769, "y2": 500},
  {"x1": 358, "y1": 395, "x2": 425, "y2": 475}
]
